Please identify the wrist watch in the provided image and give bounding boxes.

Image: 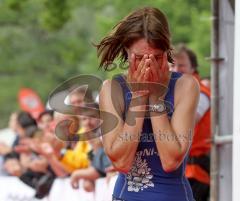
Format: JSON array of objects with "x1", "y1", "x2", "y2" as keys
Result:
[{"x1": 149, "y1": 103, "x2": 166, "y2": 113}]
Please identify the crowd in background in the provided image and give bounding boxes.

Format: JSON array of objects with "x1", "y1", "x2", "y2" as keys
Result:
[{"x1": 0, "y1": 87, "x2": 115, "y2": 199}]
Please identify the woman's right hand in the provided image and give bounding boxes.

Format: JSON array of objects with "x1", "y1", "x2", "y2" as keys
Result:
[{"x1": 127, "y1": 53, "x2": 151, "y2": 109}]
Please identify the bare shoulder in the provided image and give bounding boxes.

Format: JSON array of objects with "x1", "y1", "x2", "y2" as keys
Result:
[
  {"x1": 174, "y1": 74, "x2": 200, "y2": 105},
  {"x1": 99, "y1": 78, "x2": 124, "y2": 113},
  {"x1": 100, "y1": 78, "x2": 123, "y2": 94},
  {"x1": 175, "y1": 74, "x2": 200, "y2": 92}
]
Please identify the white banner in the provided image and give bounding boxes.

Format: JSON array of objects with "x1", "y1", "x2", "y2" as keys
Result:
[{"x1": 0, "y1": 176, "x2": 117, "y2": 201}]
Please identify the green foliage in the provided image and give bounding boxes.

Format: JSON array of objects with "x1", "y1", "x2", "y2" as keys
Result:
[
  {"x1": 0, "y1": 0, "x2": 211, "y2": 128},
  {"x1": 40, "y1": 0, "x2": 70, "y2": 31},
  {"x1": 4, "y1": 0, "x2": 26, "y2": 10}
]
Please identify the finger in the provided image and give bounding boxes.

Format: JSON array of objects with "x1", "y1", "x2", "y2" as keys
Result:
[
  {"x1": 130, "y1": 60, "x2": 146, "y2": 93},
  {"x1": 137, "y1": 59, "x2": 150, "y2": 82},
  {"x1": 75, "y1": 182, "x2": 79, "y2": 189},
  {"x1": 71, "y1": 180, "x2": 79, "y2": 189},
  {"x1": 149, "y1": 71, "x2": 153, "y2": 81},
  {"x1": 138, "y1": 61, "x2": 151, "y2": 94},
  {"x1": 162, "y1": 52, "x2": 170, "y2": 82},
  {"x1": 149, "y1": 54, "x2": 159, "y2": 81},
  {"x1": 135, "y1": 54, "x2": 148, "y2": 76},
  {"x1": 128, "y1": 53, "x2": 136, "y2": 77},
  {"x1": 151, "y1": 55, "x2": 162, "y2": 82},
  {"x1": 143, "y1": 67, "x2": 151, "y2": 81},
  {"x1": 161, "y1": 52, "x2": 168, "y2": 72}
]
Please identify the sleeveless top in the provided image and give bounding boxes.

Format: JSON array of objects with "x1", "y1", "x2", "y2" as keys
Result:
[{"x1": 112, "y1": 72, "x2": 194, "y2": 201}]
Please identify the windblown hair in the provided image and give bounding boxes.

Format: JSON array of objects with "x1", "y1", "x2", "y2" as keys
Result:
[{"x1": 96, "y1": 7, "x2": 173, "y2": 69}]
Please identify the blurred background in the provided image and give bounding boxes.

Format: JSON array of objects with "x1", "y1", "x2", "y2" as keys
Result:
[{"x1": 0, "y1": 0, "x2": 211, "y2": 128}]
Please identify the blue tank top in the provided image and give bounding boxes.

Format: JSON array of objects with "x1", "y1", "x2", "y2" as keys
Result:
[{"x1": 112, "y1": 72, "x2": 194, "y2": 201}]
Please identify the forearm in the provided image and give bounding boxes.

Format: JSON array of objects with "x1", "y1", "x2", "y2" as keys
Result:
[
  {"x1": 47, "y1": 155, "x2": 69, "y2": 177},
  {"x1": 151, "y1": 113, "x2": 186, "y2": 154},
  {"x1": 29, "y1": 158, "x2": 49, "y2": 173},
  {"x1": 74, "y1": 166, "x2": 100, "y2": 181},
  {"x1": 149, "y1": 97, "x2": 192, "y2": 171},
  {"x1": 107, "y1": 102, "x2": 147, "y2": 171},
  {"x1": 100, "y1": 79, "x2": 149, "y2": 172},
  {"x1": 151, "y1": 113, "x2": 191, "y2": 172}
]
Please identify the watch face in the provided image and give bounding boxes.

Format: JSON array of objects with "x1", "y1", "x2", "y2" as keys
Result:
[
  {"x1": 157, "y1": 104, "x2": 165, "y2": 112},
  {"x1": 150, "y1": 103, "x2": 165, "y2": 112}
]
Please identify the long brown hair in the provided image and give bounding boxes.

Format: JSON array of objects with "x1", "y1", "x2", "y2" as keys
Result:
[{"x1": 96, "y1": 7, "x2": 173, "y2": 69}]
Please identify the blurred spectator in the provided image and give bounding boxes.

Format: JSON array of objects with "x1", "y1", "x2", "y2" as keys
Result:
[
  {"x1": 30, "y1": 88, "x2": 95, "y2": 178},
  {"x1": 173, "y1": 44, "x2": 211, "y2": 201},
  {"x1": 38, "y1": 110, "x2": 54, "y2": 131},
  {"x1": 3, "y1": 111, "x2": 38, "y2": 176},
  {"x1": 31, "y1": 113, "x2": 89, "y2": 178},
  {"x1": 68, "y1": 85, "x2": 94, "y2": 107},
  {"x1": 0, "y1": 111, "x2": 56, "y2": 198},
  {"x1": 57, "y1": 87, "x2": 94, "y2": 173},
  {"x1": 0, "y1": 86, "x2": 113, "y2": 199},
  {"x1": 70, "y1": 103, "x2": 111, "y2": 192},
  {"x1": 0, "y1": 112, "x2": 19, "y2": 156},
  {"x1": 15, "y1": 129, "x2": 56, "y2": 199},
  {"x1": 16, "y1": 111, "x2": 38, "y2": 138}
]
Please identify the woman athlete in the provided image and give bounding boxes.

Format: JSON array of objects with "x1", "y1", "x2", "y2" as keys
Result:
[{"x1": 97, "y1": 7, "x2": 199, "y2": 201}]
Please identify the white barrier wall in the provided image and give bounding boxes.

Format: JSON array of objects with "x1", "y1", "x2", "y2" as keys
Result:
[{"x1": 0, "y1": 176, "x2": 117, "y2": 201}]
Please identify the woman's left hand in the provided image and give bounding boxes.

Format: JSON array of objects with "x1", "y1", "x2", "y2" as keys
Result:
[{"x1": 147, "y1": 52, "x2": 171, "y2": 101}]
